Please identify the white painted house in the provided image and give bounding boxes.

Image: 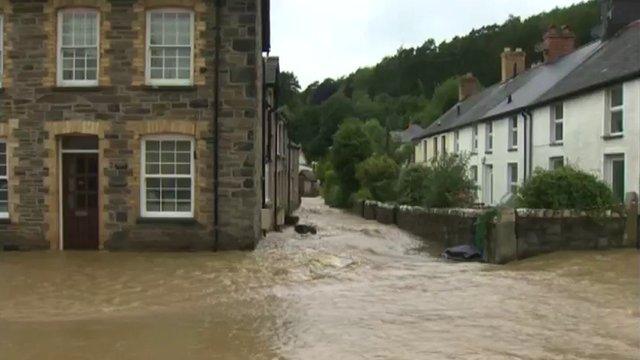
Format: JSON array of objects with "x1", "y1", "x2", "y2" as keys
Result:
[{"x1": 414, "y1": 6, "x2": 640, "y2": 206}]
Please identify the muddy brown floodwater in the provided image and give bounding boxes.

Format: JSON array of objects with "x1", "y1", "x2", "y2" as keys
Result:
[{"x1": 0, "y1": 197, "x2": 638, "y2": 360}]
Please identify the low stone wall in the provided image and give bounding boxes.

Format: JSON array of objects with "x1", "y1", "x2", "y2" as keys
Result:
[
  {"x1": 363, "y1": 201, "x2": 377, "y2": 220},
  {"x1": 514, "y1": 209, "x2": 627, "y2": 259},
  {"x1": 351, "y1": 193, "x2": 639, "y2": 264},
  {"x1": 375, "y1": 204, "x2": 396, "y2": 224}
]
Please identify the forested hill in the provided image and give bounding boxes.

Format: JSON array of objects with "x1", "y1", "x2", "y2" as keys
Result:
[{"x1": 281, "y1": 1, "x2": 600, "y2": 162}]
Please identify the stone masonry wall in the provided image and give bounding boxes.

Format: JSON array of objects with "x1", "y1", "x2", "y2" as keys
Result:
[{"x1": 0, "y1": 0, "x2": 263, "y2": 251}]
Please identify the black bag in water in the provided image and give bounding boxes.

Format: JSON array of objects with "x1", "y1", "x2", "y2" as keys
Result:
[{"x1": 442, "y1": 244, "x2": 482, "y2": 262}]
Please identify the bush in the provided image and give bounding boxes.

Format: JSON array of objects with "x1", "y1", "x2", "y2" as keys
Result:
[
  {"x1": 395, "y1": 164, "x2": 430, "y2": 206},
  {"x1": 423, "y1": 153, "x2": 477, "y2": 208},
  {"x1": 395, "y1": 154, "x2": 476, "y2": 208},
  {"x1": 355, "y1": 154, "x2": 399, "y2": 202},
  {"x1": 518, "y1": 166, "x2": 615, "y2": 210}
]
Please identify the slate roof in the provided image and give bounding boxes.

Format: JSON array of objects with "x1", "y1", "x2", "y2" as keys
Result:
[
  {"x1": 391, "y1": 124, "x2": 426, "y2": 143},
  {"x1": 415, "y1": 21, "x2": 640, "y2": 140}
]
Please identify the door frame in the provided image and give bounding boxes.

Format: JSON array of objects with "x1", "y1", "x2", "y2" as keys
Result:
[{"x1": 58, "y1": 140, "x2": 99, "y2": 250}]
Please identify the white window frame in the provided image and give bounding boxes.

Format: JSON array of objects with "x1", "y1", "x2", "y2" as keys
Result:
[
  {"x1": 471, "y1": 125, "x2": 478, "y2": 153},
  {"x1": 604, "y1": 153, "x2": 625, "y2": 203},
  {"x1": 508, "y1": 116, "x2": 518, "y2": 150},
  {"x1": 145, "y1": 8, "x2": 195, "y2": 87},
  {"x1": 469, "y1": 165, "x2": 478, "y2": 183},
  {"x1": 0, "y1": 140, "x2": 7, "y2": 219},
  {"x1": 551, "y1": 102, "x2": 564, "y2": 144},
  {"x1": 57, "y1": 8, "x2": 100, "y2": 87},
  {"x1": 606, "y1": 85, "x2": 624, "y2": 135},
  {"x1": 485, "y1": 121, "x2": 493, "y2": 153},
  {"x1": 507, "y1": 162, "x2": 518, "y2": 195},
  {"x1": 549, "y1": 156, "x2": 565, "y2": 170},
  {"x1": 140, "y1": 135, "x2": 195, "y2": 218},
  {"x1": 441, "y1": 135, "x2": 446, "y2": 155},
  {"x1": 454, "y1": 131, "x2": 459, "y2": 153}
]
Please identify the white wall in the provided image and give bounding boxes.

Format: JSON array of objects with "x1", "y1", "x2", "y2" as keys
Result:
[{"x1": 413, "y1": 78, "x2": 640, "y2": 206}]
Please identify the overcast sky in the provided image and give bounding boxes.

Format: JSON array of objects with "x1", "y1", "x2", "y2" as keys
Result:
[{"x1": 271, "y1": 0, "x2": 585, "y2": 88}]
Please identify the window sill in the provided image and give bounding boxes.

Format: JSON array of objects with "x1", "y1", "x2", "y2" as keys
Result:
[
  {"x1": 136, "y1": 217, "x2": 198, "y2": 225},
  {"x1": 51, "y1": 86, "x2": 108, "y2": 92},
  {"x1": 485, "y1": 151, "x2": 493, "y2": 155},
  {"x1": 507, "y1": 147, "x2": 518, "y2": 152},
  {"x1": 549, "y1": 141, "x2": 563, "y2": 147},
  {"x1": 136, "y1": 85, "x2": 197, "y2": 91},
  {"x1": 602, "y1": 133, "x2": 623, "y2": 140}
]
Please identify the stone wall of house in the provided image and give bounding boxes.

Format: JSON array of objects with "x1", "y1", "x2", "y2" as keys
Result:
[{"x1": 0, "y1": 0, "x2": 263, "y2": 251}]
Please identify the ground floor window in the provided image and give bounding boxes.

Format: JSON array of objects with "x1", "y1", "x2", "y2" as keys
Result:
[
  {"x1": 549, "y1": 156, "x2": 564, "y2": 170},
  {"x1": 507, "y1": 163, "x2": 518, "y2": 195},
  {"x1": 0, "y1": 141, "x2": 7, "y2": 218},
  {"x1": 605, "y1": 154, "x2": 625, "y2": 203},
  {"x1": 141, "y1": 136, "x2": 194, "y2": 217}
]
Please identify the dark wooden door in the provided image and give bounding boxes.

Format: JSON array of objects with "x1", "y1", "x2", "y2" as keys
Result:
[{"x1": 63, "y1": 153, "x2": 99, "y2": 250}]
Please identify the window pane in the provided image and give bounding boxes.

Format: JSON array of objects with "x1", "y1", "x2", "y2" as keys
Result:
[
  {"x1": 146, "y1": 141, "x2": 160, "y2": 151},
  {"x1": 146, "y1": 164, "x2": 159, "y2": 174},
  {"x1": 176, "y1": 164, "x2": 190, "y2": 175},
  {"x1": 147, "y1": 201, "x2": 161, "y2": 212},
  {"x1": 612, "y1": 159, "x2": 625, "y2": 203},
  {"x1": 611, "y1": 110, "x2": 623, "y2": 133},
  {"x1": 610, "y1": 86, "x2": 623, "y2": 107},
  {"x1": 146, "y1": 178, "x2": 160, "y2": 188},
  {"x1": 554, "y1": 103, "x2": 563, "y2": 119},
  {"x1": 555, "y1": 122, "x2": 563, "y2": 141}
]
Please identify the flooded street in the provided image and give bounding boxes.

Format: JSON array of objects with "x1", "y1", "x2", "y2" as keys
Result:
[{"x1": 1, "y1": 198, "x2": 638, "y2": 360}]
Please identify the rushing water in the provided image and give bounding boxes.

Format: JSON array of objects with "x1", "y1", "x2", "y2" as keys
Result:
[{"x1": 0, "y1": 198, "x2": 638, "y2": 359}]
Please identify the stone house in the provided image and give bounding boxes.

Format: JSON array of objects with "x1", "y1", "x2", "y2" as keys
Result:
[
  {"x1": 0, "y1": 0, "x2": 272, "y2": 251},
  {"x1": 261, "y1": 56, "x2": 299, "y2": 232},
  {"x1": 413, "y1": 2, "x2": 640, "y2": 206}
]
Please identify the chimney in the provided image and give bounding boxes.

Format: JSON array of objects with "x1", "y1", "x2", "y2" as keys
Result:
[
  {"x1": 542, "y1": 25, "x2": 576, "y2": 63},
  {"x1": 458, "y1": 73, "x2": 480, "y2": 101},
  {"x1": 500, "y1": 47, "x2": 526, "y2": 83}
]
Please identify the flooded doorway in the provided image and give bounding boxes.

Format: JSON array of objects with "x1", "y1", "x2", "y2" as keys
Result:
[{"x1": 60, "y1": 136, "x2": 99, "y2": 250}]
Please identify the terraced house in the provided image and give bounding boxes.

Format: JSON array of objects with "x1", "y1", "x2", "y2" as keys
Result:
[
  {"x1": 414, "y1": 0, "x2": 640, "y2": 206},
  {"x1": 0, "y1": 0, "x2": 273, "y2": 251}
]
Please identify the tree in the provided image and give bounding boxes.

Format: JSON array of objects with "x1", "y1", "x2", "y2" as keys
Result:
[
  {"x1": 355, "y1": 154, "x2": 399, "y2": 202},
  {"x1": 277, "y1": 71, "x2": 301, "y2": 109}
]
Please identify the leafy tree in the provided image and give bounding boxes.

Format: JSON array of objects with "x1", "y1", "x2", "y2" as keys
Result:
[
  {"x1": 395, "y1": 164, "x2": 430, "y2": 206},
  {"x1": 355, "y1": 154, "x2": 399, "y2": 202},
  {"x1": 518, "y1": 166, "x2": 615, "y2": 210},
  {"x1": 328, "y1": 120, "x2": 373, "y2": 207},
  {"x1": 277, "y1": 71, "x2": 301, "y2": 109}
]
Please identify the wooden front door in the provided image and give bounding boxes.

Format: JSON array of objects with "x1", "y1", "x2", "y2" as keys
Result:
[{"x1": 63, "y1": 153, "x2": 99, "y2": 250}]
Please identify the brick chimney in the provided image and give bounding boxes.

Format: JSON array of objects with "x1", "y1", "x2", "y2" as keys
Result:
[
  {"x1": 501, "y1": 47, "x2": 526, "y2": 83},
  {"x1": 458, "y1": 73, "x2": 480, "y2": 101},
  {"x1": 542, "y1": 25, "x2": 576, "y2": 63}
]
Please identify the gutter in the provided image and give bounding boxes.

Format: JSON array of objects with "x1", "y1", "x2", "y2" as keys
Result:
[{"x1": 213, "y1": 0, "x2": 222, "y2": 251}]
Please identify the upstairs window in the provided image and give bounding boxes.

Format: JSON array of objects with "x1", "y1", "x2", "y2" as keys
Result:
[
  {"x1": 57, "y1": 9, "x2": 99, "y2": 87},
  {"x1": 441, "y1": 135, "x2": 447, "y2": 155},
  {"x1": 0, "y1": 141, "x2": 7, "y2": 218},
  {"x1": 508, "y1": 116, "x2": 518, "y2": 150},
  {"x1": 485, "y1": 122, "x2": 493, "y2": 153},
  {"x1": 606, "y1": 85, "x2": 623, "y2": 135},
  {"x1": 422, "y1": 139, "x2": 427, "y2": 162},
  {"x1": 551, "y1": 102, "x2": 564, "y2": 143},
  {"x1": 471, "y1": 125, "x2": 478, "y2": 153},
  {"x1": 141, "y1": 136, "x2": 194, "y2": 218},
  {"x1": 146, "y1": 9, "x2": 194, "y2": 86},
  {"x1": 433, "y1": 137, "x2": 438, "y2": 159}
]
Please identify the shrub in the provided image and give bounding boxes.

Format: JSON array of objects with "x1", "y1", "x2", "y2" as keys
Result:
[
  {"x1": 518, "y1": 166, "x2": 615, "y2": 210},
  {"x1": 423, "y1": 153, "x2": 477, "y2": 208},
  {"x1": 395, "y1": 164, "x2": 430, "y2": 206},
  {"x1": 395, "y1": 154, "x2": 476, "y2": 208},
  {"x1": 355, "y1": 154, "x2": 399, "y2": 202}
]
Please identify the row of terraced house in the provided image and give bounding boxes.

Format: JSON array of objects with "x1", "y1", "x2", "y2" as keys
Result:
[
  {"x1": 0, "y1": 0, "x2": 300, "y2": 251},
  {"x1": 413, "y1": 0, "x2": 640, "y2": 206}
]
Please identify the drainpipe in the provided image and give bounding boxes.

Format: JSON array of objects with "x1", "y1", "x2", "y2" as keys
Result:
[
  {"x1": 527, "y1": 110, "x2": 533, "y2": 178},
  {"x1": 213, "y1": 0, "x2": 222, "y2": 251},
  {"x1": 273, "y1": 113, "x2": 278, "y2": 230},
  {"x1": 522, "y1": 112, "x2": 528, "y2": 181}
]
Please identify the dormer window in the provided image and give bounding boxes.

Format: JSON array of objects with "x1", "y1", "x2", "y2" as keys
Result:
[{"x1": 57, "y1": 9, "x2": 100, "y2": 87}]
